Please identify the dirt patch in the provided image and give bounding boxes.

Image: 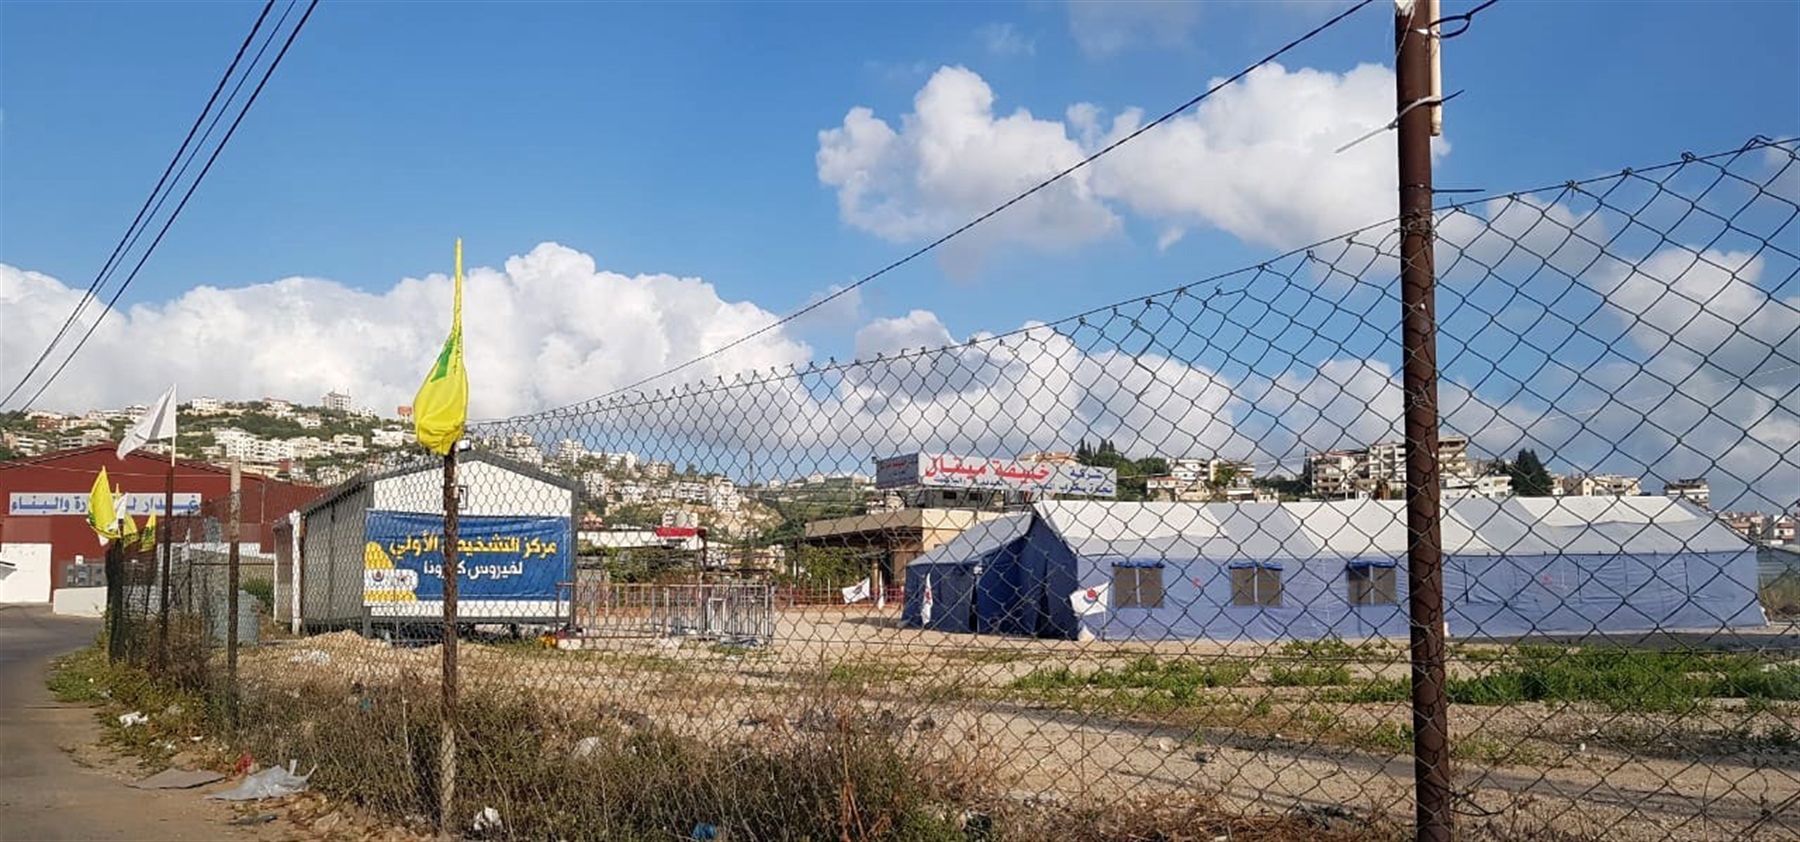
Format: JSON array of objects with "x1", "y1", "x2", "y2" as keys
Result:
[{"x1": 236, "y1": 608, "x2": 1800, "y2": 841}]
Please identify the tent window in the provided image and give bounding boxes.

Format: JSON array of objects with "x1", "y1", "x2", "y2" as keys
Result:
[
  {"x1": 1347, "y1": 565, "x2": 1397, "y2": 605},
  {"x1": 1231, "y1": 565, "x2": 1282, "y2": 607},
  {"x1": 1113, "y1": 565, "x2": 1164, "y2": 608}
]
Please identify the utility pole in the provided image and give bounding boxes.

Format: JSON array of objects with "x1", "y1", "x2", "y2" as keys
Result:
[{"x1": 1395, "y1": 1, "x2": 1452, "y2": 840}]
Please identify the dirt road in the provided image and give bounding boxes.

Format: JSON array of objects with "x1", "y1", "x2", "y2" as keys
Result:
[{"x1": 0, "y1": 604, "x2": 277, "y2": 842}]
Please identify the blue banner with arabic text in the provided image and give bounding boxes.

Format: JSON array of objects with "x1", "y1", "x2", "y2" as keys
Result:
[{"x1": 363, "y1": 510, "x2": 570, "y2": 605}]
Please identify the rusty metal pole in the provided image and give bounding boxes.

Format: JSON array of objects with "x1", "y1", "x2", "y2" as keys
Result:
[
  {"x1": 158, "y1": 454, "x2": 174, "y2": 673},
  {"x1": 439, "y1": 448, "x2": 460, "y2": 834},
  {"x1": 105, "y1": 541, "x2": 124, "y2": 663},
  {"x1": 1395, "y1": 2, "x2": 1451, "y2": 840},
  {"x1": 227, "y1": 461, "x2": 242, "y2": 731}
]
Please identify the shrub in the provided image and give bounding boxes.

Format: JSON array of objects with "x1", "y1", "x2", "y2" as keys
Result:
[{"x1": 242, "y1": 577, "x2": 275, "y2": 612}]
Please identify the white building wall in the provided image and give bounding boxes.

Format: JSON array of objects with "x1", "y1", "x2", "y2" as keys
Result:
[
  {"x1": 0, "y1": 543, "x2": 53, "y2": 603},
  {"x1": 371, "y1": 459, "x2": 572, "y2": 517},
  {"x1": 53, "y1": 587, "x2": 107, "y2": 616}
]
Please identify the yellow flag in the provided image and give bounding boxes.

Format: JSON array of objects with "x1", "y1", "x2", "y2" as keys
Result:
[
  {"x1": 120, "y1": 511, "x2": 139, "y2": 540},
  {"x1": 86, "y1": 468, "x2": 119, "y2": 541},
  {"x1": 141, "y1": 514, "x2": 159, "y2": 551},
  {"x1": 413, "y1": 239, "x2": 468, "y2": 454}
]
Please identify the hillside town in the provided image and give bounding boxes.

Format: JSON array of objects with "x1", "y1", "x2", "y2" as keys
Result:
[{"x1": 5, "y1": 397, "x2": 1796, "y2": 555}]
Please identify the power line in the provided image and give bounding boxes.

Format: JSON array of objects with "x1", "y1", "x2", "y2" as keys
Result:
[
  {"x1": 0, "y1": 0, "x2": 279, "y2": 410},
  {"x1": 477, "y1": 135, "x2": 1797, "y2": 428},
  {"x1": 13, "y1": 0, "x2": 321, "y2": 412},
  {"x1": 540, "y1": 0, "x2": 1379, "y2": 416},
  {"x1": 108, "y1": 0, "x2": 306, "y2": 302}
]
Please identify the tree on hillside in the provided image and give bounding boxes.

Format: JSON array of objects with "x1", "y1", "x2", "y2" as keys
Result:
[
  {"x1": 1508, "y1": 449, "x2": 1556, "y2": 496},
  {"x1": 1075, "y1": 438, "x2": 1166, "y2": 501},
  {"x1": 605, "y1": 502, "x2": 667, "y2": 528}
]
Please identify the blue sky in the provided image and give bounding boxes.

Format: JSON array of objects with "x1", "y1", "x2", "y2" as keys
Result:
[
  {"x1": 3, "y1": 1, "x2": 1793, "y2": 339},
  {"x1": 2, "y1": 1, "x2": 1798, "y2": 507}
]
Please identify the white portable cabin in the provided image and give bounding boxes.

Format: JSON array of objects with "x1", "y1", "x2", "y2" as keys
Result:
[
  {"x1": 294, "y1": 452, "x2": 579, "y2": 630},
  {"x1": 902, "y1": 497, "x2": 1766, "y2": 641}
]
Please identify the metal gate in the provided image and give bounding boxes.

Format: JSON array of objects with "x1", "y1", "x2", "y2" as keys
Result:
[{"x1": 570, "y1": 577, "x2": 775, "y2": 642}]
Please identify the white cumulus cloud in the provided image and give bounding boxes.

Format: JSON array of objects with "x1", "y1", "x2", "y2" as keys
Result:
[
  {"x1": 816, "y1": 66, "x2": 1122, "y2": 276},
  {"x1": 817, "y1": 63, "x2": 1420, "y2": 272},
  {"x1": 0, "y1": 244, "x2": 812, "y2": 418}
]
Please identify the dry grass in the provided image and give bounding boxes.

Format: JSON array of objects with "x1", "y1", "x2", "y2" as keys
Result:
[{"x1": 211, "y1": 611, "x2": 1800, "y2": 841}]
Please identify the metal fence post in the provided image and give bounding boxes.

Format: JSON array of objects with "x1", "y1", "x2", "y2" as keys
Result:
[
  {"x1": 1396, "y1": 1, "x2": 1452, "y2": 839},
  {"x1": 105, "y1": 540, "x2": 124, "y2": 663},
  {"x1": 439, "y1": 447, "x2": 461, "y2": 833},
  {"x1": 227, "y1": 461, "x2": 242, "y2": 731},
  {"x1": 159, "y1": 450, "x2": 175, "y2": 673}
]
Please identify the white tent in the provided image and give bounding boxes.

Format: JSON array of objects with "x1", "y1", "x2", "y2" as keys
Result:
[{"x1": 902, "y1": 497, "x2": 1766, "y2": 640}]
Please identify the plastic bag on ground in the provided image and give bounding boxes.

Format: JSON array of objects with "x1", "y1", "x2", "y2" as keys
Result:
[{"x1": 207, "y1": 760, "x2": 313, "y2": 800}]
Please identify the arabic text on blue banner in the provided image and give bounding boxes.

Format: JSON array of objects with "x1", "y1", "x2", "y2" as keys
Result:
[{"x1": 363, "y1": 509, "x2": 570, "y2": 604}]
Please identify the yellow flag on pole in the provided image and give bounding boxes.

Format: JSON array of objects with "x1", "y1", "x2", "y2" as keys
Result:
[
  {"x1": 120, "y1": 511, "x2": 139, "y2": 541},
  {"x1": 413, "y1": 239, "x2": 468, "y2": 454},
  {"x1": 141, "y1": 514, "x2": 159, "y2": 551},
  {"x1": 87, "y1": 468, "x2": 119, "y2": 541}
]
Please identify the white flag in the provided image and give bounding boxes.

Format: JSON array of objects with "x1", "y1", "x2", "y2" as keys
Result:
[
  {"x1": 841, "y1": 578, "x2": 871, "y2": 604},
  {"x1": 920, "y1": 574, "x2": 934, "y2": 624},
  {"x1": 1070, "y1": 582, "x2": 1110, "y2": 616},
  {"x1": 117, "y1": 385, "x2": 177, "y2": 459}
]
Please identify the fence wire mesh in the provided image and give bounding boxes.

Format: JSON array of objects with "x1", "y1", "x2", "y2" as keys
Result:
[{"x1": 117, "y1": 137, "x2": 1800, "y2": 841}]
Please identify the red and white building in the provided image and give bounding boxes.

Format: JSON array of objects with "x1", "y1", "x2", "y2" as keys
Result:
[{"x1": 0, "y1": 445, "x2": 321, "y2": 604}]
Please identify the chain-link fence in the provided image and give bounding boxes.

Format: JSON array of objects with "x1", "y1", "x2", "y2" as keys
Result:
[
  {"x1": 113, "y1": 137, "x2": 1800, "y2": 841},
  {"x1": 114, "y1": 480, "x2": 315, "y2": 725}
]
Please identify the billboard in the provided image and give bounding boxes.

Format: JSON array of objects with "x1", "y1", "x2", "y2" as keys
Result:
[
  {"x1": 362, "y1": 510, "x2": 570, "y2": 609},
  {"x1": 874, "y1": 453, "x2": 1116, "y2": 497}
]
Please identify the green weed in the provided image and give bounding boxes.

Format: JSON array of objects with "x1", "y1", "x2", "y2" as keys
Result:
[
  {"x1": 1267, "y1": 664, "x2": 1353, "y2": 687},
  {"x1": 46, "y1": 644, "x2": 214, "y2": 767},
  {"x1": 1280, "y1": 638, "x2": 1387, "y2": 660},
  {"x1": 1322, "y1": 677, "x2": 1412, "y2": 704},
  {"x1": 1012, "y1": 656, "x2": 1249, "y2": 696},
  {"x1": 1354, "y1": 721, "x2": 1413, "y2": 754},
  {"x1": 1453, "y1": 735, "x2": 1545, "y2": 766},
  {"x1": 1446, "y1": 647, "x2": 1798, "y2": 713}
]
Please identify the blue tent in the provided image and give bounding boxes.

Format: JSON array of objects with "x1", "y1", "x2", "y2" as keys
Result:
[
  {"x1": 902, "y1": 498, "x2": 1766, "y2": 641},
  {"x1": 903, "y1": 515, "x2": 1083, "y2": 636}
]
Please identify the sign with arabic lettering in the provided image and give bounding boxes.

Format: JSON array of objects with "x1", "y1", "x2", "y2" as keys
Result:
[
  {"x1": 362, "y1": 510, "x2": 570, "y2": 606},
  {"x1": 8, "y1": 492, "x2": 202, "y2": 517},
  {"x1": 874, "y1": 453, "x2": 1116, "y2": 497}
]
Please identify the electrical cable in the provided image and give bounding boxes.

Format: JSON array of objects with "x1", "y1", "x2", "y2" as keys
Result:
[
  {"x1": 0, "y1": 0, "x2": 279, "y2": 409},
  {"x1": 14, "y1": 0, "x2": 322, "y2": 412},
  {"x1": 535, "y1": 0, "x2": 1380, "y2": 416}
]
